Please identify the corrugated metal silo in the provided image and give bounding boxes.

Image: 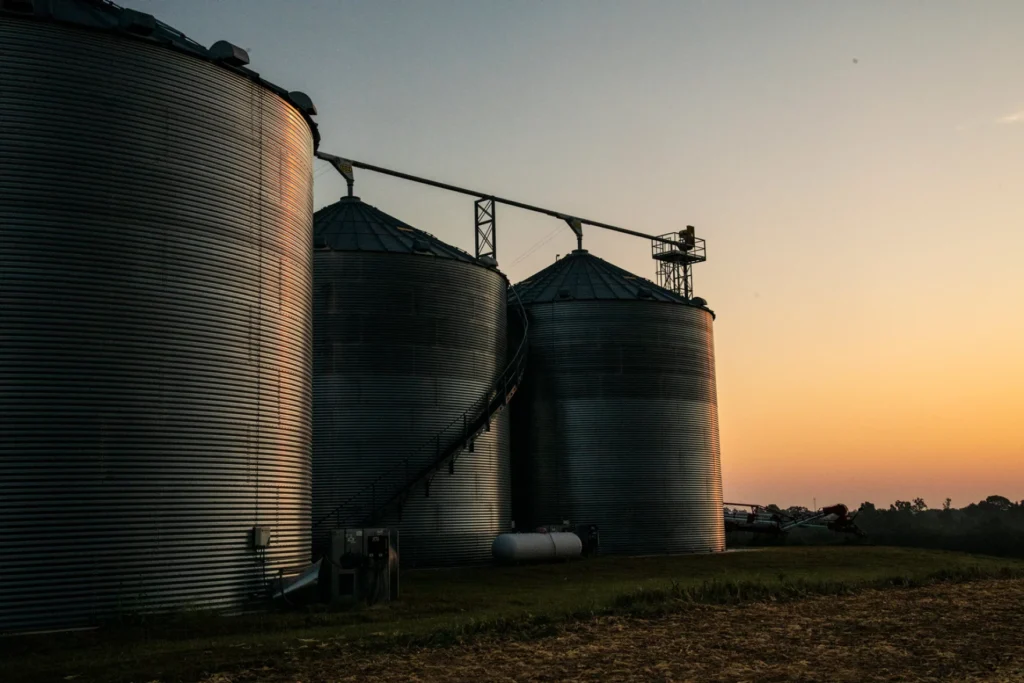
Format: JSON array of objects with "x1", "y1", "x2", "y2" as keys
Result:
[
  {"x1": 312, "y1": 196, "x2": 511, "y2": 567},
  {"x1": 0, "y1": 1, "x2": 317, "y2": 632},
  {"x1": 511, "y1": 250, "x2": 724, "y2": 554}
]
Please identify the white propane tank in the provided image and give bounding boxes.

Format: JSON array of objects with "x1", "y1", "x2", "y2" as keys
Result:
[{"x1": 491, "y1": 532, "x2": 583, "y2": 563}]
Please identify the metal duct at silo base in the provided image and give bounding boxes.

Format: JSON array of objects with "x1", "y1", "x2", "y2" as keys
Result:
[
  {"x1": 0, "y1": 3, "x2": 315, "y2": 633},
  {"x1": 510, "y1": 250, "x2": 725, "y2": 556}
]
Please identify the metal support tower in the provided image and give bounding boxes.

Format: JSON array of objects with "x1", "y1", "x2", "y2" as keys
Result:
[
  {"x1": 651, "y1": 226, "x2": 706, "y2": 298},
  {"x1": 474, "y1": 197, "x2": 496, "y2": 261}
]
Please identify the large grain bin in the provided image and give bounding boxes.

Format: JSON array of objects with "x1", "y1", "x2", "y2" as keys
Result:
[
  {"x1": 510, "y1": 249, "x2": 724, "y2": 554},
  {"x1": 0, "y1": 0, "x2": 317, "y2": 633},
  {"x1": 312, "y1": 196, "x2": 511, "y2": 567}
]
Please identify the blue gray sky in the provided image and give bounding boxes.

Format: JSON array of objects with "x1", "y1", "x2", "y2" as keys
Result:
[{"x1": 124, "y1": 0, "x2": 1024, "y2": 509}]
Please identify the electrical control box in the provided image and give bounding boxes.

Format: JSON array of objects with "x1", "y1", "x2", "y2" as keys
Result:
[
  {"x1": 251, "y1": 526, "x2": 272, "y2": 549},
  {"x1": 324, "y1": 528, "x2": 399, "y2": 605},
  {"x1": 366, "y1": 530, "x2": 389, "y2": 560}
]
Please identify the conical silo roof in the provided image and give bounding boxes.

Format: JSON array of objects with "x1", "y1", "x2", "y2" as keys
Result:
[
  {"x1": 313, "y1": 196, "x2": 478, "y2": 264},
  {"x1": 513, "y1": 249, "x2": 688, "y2": 305}
]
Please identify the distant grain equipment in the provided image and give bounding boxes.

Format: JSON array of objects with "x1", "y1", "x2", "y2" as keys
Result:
[{"x1": 724, "y1": 503, "x2": 865, "y2": 536}]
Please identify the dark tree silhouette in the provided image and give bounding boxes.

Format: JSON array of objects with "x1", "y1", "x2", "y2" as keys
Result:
[{"x1": 985, "y1": 495, "x2": 1013, "y2": 512}]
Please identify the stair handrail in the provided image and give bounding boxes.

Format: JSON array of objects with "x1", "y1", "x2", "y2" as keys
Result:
[{"x1": 312, "y1": 284, "x2": 529, "y2": 530}]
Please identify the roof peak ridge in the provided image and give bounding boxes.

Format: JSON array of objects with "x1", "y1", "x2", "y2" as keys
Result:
[
  {"x1": 512, "y1": 248, "x2": 689, "y2": 305},
  {"x1": 313, "y1": 196, "x2": 482, "y2": 266}
]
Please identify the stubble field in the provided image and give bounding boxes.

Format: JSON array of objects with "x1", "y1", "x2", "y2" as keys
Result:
[{"x1": 7, "y1": 547, "x2": 1024, "y2": 682}]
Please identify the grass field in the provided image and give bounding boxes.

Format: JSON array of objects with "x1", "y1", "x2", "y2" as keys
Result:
[{"x1": 6, "y1": 546, "x2": 1024, "y2": 682}]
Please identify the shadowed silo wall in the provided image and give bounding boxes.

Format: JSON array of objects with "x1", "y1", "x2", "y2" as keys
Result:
[
  {"x1": 312, "y1": 200, "x2": 510, "y2": 567},
  {"x1": 511, "y1": 252, "x2": 724, "y2": 554}
]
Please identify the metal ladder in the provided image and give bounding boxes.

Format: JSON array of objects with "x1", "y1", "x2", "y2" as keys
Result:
[{"x1": 313, "y1": 285, "x2": 529, "y2": 531}]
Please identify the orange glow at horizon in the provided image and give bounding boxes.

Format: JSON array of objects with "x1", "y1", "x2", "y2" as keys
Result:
[{"x1": 716, "y1": 277, "x2": 1024, "y2": 508}]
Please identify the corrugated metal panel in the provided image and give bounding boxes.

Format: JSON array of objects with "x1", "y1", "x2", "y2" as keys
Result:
[
  {"x1": 314, "y1": 196, "x2": 477, "y2": 262},
  {"x1": 313, "y1": 249, "x2": 510, "y2": 568},
  {"x1": 511, "y1": 297, "x2": 724, "y2": 555},
  {"x1": 0, "y1": 17, "x2": 314, "y2": 633}
]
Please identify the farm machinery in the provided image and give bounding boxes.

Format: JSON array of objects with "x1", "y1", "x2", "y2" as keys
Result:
[{"x1": 724, "y1": 503, "x2": 866, "y2": 537}]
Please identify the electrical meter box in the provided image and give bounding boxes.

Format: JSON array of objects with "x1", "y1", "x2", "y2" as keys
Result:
[
  {"x1": 250, "y1": 526, "x2": 272, "y2": 549},
  {"x1": 325, "y1": 528, "x2": 399, "y2": 605}
]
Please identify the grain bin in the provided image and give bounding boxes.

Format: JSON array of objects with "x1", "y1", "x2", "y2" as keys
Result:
[
  {"x1": 0, "y1": 0, "x2": 317, "y2": 632},
  {"x1": 510, "y1": 249, "x2": 724, "y2": 555},
  {"x1": 312, "y1": 196, "x2": 511, "y2": 567}
]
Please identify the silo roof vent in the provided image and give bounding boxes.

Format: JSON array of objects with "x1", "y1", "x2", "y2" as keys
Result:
[
  {"x1": 288, "y1": 91, "x2": 318, "y2": 116},
  {"x1": 209, "y1": 40, "x2": 250, "y2": 67}
]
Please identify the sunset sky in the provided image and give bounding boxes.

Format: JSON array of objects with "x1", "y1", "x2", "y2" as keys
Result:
[{"x1": 129, "y1": 0, "x2": 1024, "y2": 510}]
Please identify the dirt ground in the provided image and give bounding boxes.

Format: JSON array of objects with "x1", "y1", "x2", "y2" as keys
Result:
[{"x1": 204, "y1": 579, "x2": 1024, "y2": 682}]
